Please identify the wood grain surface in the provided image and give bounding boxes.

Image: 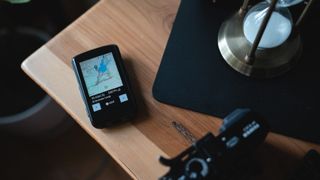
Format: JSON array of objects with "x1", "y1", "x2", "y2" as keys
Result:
[{"x1": 22, "y1": 0, "x2": 320, "y2": 179}]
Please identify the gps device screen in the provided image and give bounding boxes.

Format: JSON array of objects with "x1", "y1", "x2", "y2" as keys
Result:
[
  {"x1": 80, "y1": 53, "x2": 123, "y2": 97},
  {"x1": 72, "y1": 45, "x2": 136, "y2": 128}
]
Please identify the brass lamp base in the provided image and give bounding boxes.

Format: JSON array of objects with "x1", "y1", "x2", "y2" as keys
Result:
[{"x1": 218, "y1": 12, "x2": 302, "y2": 78}]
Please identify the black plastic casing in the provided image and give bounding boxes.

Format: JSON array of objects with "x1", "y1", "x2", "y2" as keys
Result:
[
  {"x1": 72, "y1": 45, "x2": 137, "y2": 128},
  {"x1": 159, "y1": 109, "x2": 269, "y2": 180}
]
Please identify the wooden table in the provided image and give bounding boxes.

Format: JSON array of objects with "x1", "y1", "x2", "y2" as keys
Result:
[{"x1": 21, "y1": 0, "x2": 320, "y2": 179}]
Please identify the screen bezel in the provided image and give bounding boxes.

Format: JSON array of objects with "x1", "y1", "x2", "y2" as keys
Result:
[{"x1": 72, "y1": 45, "x2": 136, "y2": 128}]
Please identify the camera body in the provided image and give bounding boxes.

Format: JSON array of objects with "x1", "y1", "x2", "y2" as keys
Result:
[{"x1": 159, "y1": 109, "x2": 269, "y2": 180}]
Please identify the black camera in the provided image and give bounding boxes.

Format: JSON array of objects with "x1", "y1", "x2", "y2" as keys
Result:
[{"x1": 159, "y1": 109, "x2": 269, "y2": 180}]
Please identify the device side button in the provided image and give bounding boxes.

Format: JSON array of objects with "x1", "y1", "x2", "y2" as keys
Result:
[{"x1": 78, "y1": 86, "x2": 90, "y2": 117}]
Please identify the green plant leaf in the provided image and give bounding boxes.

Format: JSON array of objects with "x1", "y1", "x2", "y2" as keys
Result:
[{"x1": 4, "y1": 0, "x2": 30, "y2": 3}]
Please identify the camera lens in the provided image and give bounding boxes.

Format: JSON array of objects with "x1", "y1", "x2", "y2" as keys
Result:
[{"x1": 185, "y1": 158, "x2": 209, "y2": 179}]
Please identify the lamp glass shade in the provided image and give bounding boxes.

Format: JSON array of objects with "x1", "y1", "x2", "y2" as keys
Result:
[
  {"x1": 243, "y1": 2, "x2": 293, "y2": 49},
  {"x1": 267, "y1": 0, "x2": 304, "y2": 7}
]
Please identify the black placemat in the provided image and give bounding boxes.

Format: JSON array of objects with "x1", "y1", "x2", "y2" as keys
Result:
[{"x1": 153, "y1": 0, "x2": 320, "y2": 143}]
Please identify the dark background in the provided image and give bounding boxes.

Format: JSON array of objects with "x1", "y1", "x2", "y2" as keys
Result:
[
  {"x1": 0, "y1": 0, "x2": 98, "y2": 116},
  {"x1": 0, "y1": 1, "x2": 130, "y2": 180}
]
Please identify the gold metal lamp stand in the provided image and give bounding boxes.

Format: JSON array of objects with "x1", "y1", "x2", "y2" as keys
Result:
[{"x1": 218, "y1": 0, "x2": 315, "y2": 78}]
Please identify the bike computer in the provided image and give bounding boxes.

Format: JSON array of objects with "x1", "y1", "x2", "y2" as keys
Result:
[{"x1": 72, "y1": 45, "x2": 137, "y2": 128}]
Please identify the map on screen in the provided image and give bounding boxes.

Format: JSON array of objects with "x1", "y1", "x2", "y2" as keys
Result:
[{"x1": 80, "y1": 53, "x2": 123, "y2": 97}]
